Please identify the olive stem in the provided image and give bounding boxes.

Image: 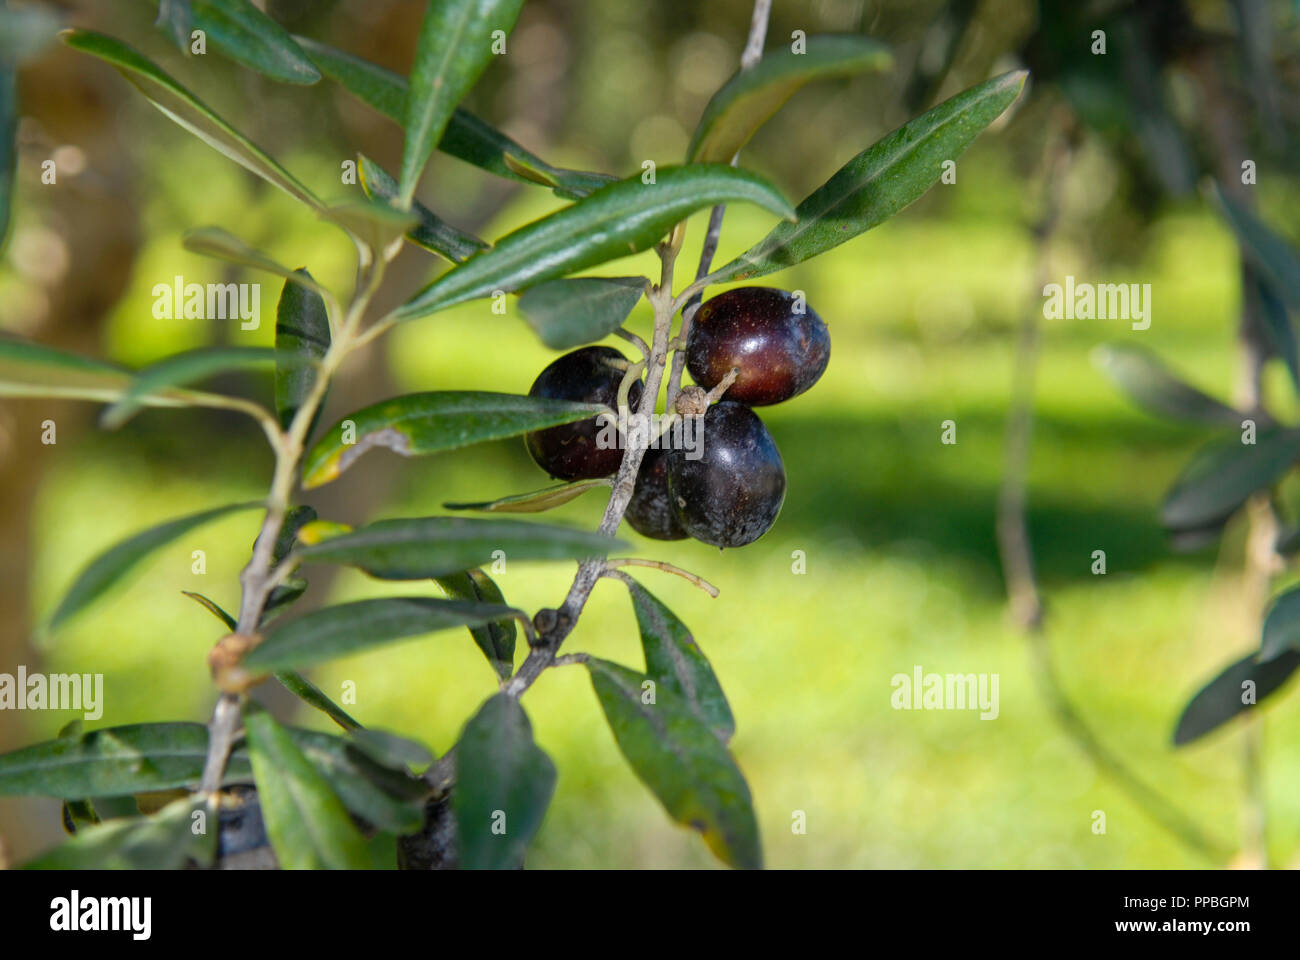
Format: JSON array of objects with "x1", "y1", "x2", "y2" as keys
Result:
[
  {"x1": 666, "y1": 0, "x2": 771, "y2": 408},
  {"x1": 603, "y1": 560, "x2": 720, "y2": 598},
  {"x1": 613, "y1": 327, "x2": 651, "y2": 358},
  {"x1": 199, "y1": 252, "x2": 387, "y2": 796},
  {"x1": 704, "y1": 367, "x2": 740, "y2": 404}
]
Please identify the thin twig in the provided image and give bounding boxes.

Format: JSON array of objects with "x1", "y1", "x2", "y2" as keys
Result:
[
  {"x1": 999, "y1": 113, "x2": 1230, "y2": 863},
  {"x1": 199, "y1": 258, "x2": 388, "y2": 795},
  {"x1": 603, "y1": 558, "x2": 720, "y2": 598},
  {"x1": 666, "y1": 0, "x2": 772, "y2": 407}
]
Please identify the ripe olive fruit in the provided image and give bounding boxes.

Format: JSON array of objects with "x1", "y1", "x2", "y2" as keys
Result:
[
  {"x1": 686, "y1": 287, "x2": 830, "y2": 406},
  {"x1": 667, "y1": 401, "x2": 785, "y2": 547},
  {"x1": 625, "y1": 448, "x2": 689, "y2": 541},
  {"x1": 525, "y1": 346, "x2": 642, "y2": 480}
]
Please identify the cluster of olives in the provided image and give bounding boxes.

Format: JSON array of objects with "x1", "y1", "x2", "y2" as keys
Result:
[{"x1": 525, "y1": 287, "x2": 830, "y2": 548}]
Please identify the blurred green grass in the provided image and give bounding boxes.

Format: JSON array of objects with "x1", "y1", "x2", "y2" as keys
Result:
[{"x1": 14, "y1": 158, "x2": 1300, "y2": 869}]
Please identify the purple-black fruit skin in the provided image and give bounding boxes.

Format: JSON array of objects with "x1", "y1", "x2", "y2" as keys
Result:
[
  {"x1": 667, "y1": 401, "x2": 786, "y2": 548},
  {"x1": 525, "y1": 346, "x2": 642, "y2": 480},
  {"x1": 686, "y1": 287, "x2": 830, "y2": 406},
  {"x1": 625, "y1": 448, "x2": 689, "y2": 541}
]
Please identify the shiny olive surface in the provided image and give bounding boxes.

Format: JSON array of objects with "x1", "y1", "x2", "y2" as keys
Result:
[
  {"x1": 667, "y1": 401, "x2": 785, "y2": 547},
  {"x1": 626, "y1": 448, "x2": 689, "y2": 540},
  {"x1": 525, "y1": 346, "x2": 642, "y2": 480},
  {"x1": 686, "y1": 287, "x2": 830, "y2": 406}
]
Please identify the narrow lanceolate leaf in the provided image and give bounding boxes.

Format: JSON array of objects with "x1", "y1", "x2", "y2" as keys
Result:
[
  {"x1": 1094, "y1": 343, "x2": 1241, "y2": 426},
  {"x1": 444, "y1": 478, "x2": 611, "y2": 514},
  {"x1": 286, "y1": 727, "x2": 426, "y2": 833},
  {"x1": 1246, "y1": 270, "x2": 1300, "y2": 393},
  {"x1": 358, "y1": 153, "x2": 487, "y2": 263},
  {"x1": 302, "y1": 391, "x2": 607, "y2": 488},
  {"x1": 323, "y1": 199, "x2": 418, "y2": 256},
  {"x1": 0, "y1": 723, "x2": 252, "y2": 797},
  {"x1": 0, "y1": 336, "x2": 145, "y2": 402},
  {"x1": 1212, "y1": 183, "x2": 1300, "y2": 309},
  {"x1": 182, "y1": 227, "x2": 332, "y2": 296},
  {"x1": 1260, "y1": 586, "x2": 1300, "y2": 660},
  {"x1": 454, "y1": 694, "x2": 556, "y2": 870},
  {"x1": 1173, "y1": 651, "x2": 1300, "y2": 745},
  {"x1": 688, "y1": 35, "x2": 893, "y2": 163},
  {"x1": 49, "y1": 502, "x2": 259, "y2": 631},
  {"x1": 26, "y1": 794, "x2": 216, "y2": 869},
  {"x1": 625, "y1": 580, "x2": 734, "y2": 742},
  {"x1": 348, "y1": 729, "x2": 434, "y2": 773},
  {"x1": 243, "y1": 596, "x2": 524, "y2": 672},
  {"x1": 274, "y1": 671, "x2": 361, "y2": 733},
  {"x1": 274, "y1": 272, "x2": 330, "y2": 429},
  {"x1": 295, "y1": 36, "x2": 610, "y2": 200},
  {"x1": 61, "y1": 29, "x2": 326, "y2": 212},
  {"x1": 181, "y1": 589, "x2": 238, "y2": 629},
  {"x1": 710, "y1": 70, "x2": 1026, "y2": 284},
  {"x1": 518, "y1": 276, "x2": 647, "y2": 350},
  {"x1": 585, "y1": 658, "x2": 761, "y2": 870},
  {"x1": 186, "y1": 0, "x2": 320, "y2": 84},
  {"x1": 399, "y1": 0, "x2": 526, "y2": 207},
  {"x1": 395, "y1": 166, "x2": 797, "y2": 321},
  {"x1": 434, "y1": 569, "x2": 516, "y2": 679},
  {"x1": 244, "y1": 705, "x2": 370, "y2": 869},
  {"x1": 1161, "y1": 428, "x2": 1300, "y2": 531},
  {"x1": 100, "y1": 346, "x2": 285, "y2": 429},
  {"x1": 294, "y1": 516, "x2": 620, "y2": 580}
]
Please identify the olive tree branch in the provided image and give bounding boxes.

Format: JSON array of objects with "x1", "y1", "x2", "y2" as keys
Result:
[
  {"x1": 666, "y1": 0, "x2": 771, "y2": 407},
  {"x1": 198, "y1": 256, "x2": 387, "y2": 795}
]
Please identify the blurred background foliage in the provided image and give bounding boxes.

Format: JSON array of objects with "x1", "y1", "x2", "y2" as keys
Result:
[{"x1": 2, "y1": 0, "x2": 1300, "y2": 867}]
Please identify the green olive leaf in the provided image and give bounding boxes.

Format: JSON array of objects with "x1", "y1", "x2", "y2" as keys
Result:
[
  {"x1": 49, "y1": 502, "x2": 260, "y2": 632},
  {"x1": 453, "y1": 694, "x2": 556, "y2": 869},
  {"x1": 434, "y1": 569, "x2": 516, "y2": 679},
  {"x1": 1173, "y1": 651, "x2": 1300, "y2": 745},
  {"x1": 181, "y1": 227, "x2": 333, "y2": 298},
  {"x1": 395, "y1": 165, "x2": 796, "y2": 321},
  {"x1": 444, "y1": 478, "x2": 611, "y2": 514},
  {"x1": 244, "y1": 703, "x2": 371, "y2": 869},
  {"x1": 293, "y1": 35, "x2": 611, "y2": 199},
  {"x1": 517, "y1": 276, "x2": 648, "y2": 349},
  {"x1": 709, "y1": 70, "x2": 1026, "y2": 284},
  {"x1": 1161, "y1": 428, "x2": 1300, "y2": 531},
  {"x1": 184, "y1": 0, "x2": 320, "y2": 84},
  {"x1": 274, "y1": 270, "x2": 331, "y2": 430},
  {"x1": 585, "y1": 658, "x2": 761, "y2": 869},
  {"x1": 292, "y1": 516, "x2": 621, "y2": 581},
  {"x1": 25, "y1": 794, "x2": 217, "y2": 869},
  {"x1": 688, "y1": 34, "x2": 893, "y2": 163},
  {"x1": 357, "y1": 153, "x2": 487, "y2": 262},
  {"x1": 1260, "y1": 586, "x2": 1300, "y2": 661},
  {"x1": 61, "y1": 29, "x2": 326, "y2": 212},
  {"x1": 624, "y1": 579, "x2": 734, "y2": 742},
  {"x1": 99, "y1": 346, "x2": 287, "y2": 430},
  {"x1": 0, "y1": 723, "x2": 252, "y2": 796},
  {"x1": 398, "y1": 0, "x2": 525, "y2": 208},
  {"x1": 302, "y1": 391, "x2": 607, "y2": 488},
  {"x1": 243, "y1": 596, "x2": 527, "y2": 672},
  {"x1": 1094, "y1": 343, "x2": 1241, "y2": 426}
]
